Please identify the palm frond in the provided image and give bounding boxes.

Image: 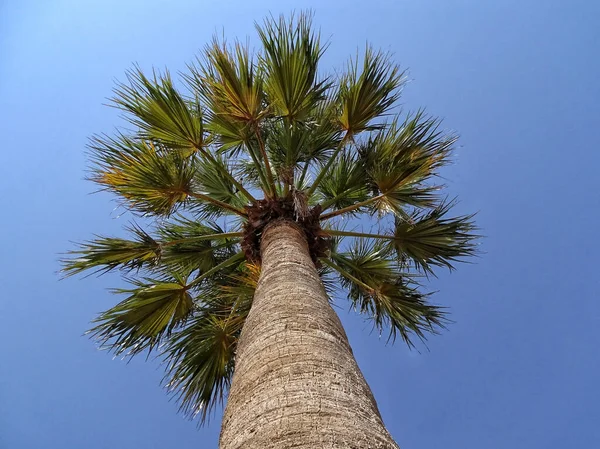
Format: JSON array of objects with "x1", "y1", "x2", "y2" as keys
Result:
[
  {"x1": 89, "y1": 135, "x2": 195, "y2": 215},
  {"x1": 157, "y1": 217, "x2": 242, "y2": 274},
  {"x1": 361, "y1": 111, "x2": 455, "y2": 216},
  {"x1": 204, "y1": 111, "x2": 252, "y2": 151},
  {"x1": 89, "y1": 249, "x2": 247, "y2": 359},
  {"x1": 192, "y1": 39, "x2": 266, "y2": 149},
  {"x1": 186, "y1": 251, "x2": 247, "y2": 289},
  {"x1": 112, "y1": 66, "x2": 204, "y2": 153},
  {"x1": 190, "y1": 154, "x2": 250, "y2": 218},
  {"x1": 192, "y1": 39, "x2": 276, "y2": 196},
  {"x1": 256, "y1": 12, "x2": 330, "y2": 122},
  {"x1": 266, "y1": 107, "x2": 342, "y2": 185},
  {"x1": 62, "y1": 224, "x2": 161, "y2": 277},
  {"x1": 298, "y1": 94, "x2": 345, "y2": 170},
  {"x1": 162, "y1": 262, "x2": 259, "y2": 422},
  {"x1": 320, "y1": 112, "x2": 456, "y2": 221},
  {"x1": 306, "y1": 48, "x2": 404, "y2": 198},
  {"x1": 337, "y1": 46, "x2": 404, "y2": 136},
  {"x1": 163, "y1": 311, "x2": 240, "y2": 423},
  {"x1": 316, "y1": 151, "x2": 369, "y2": 211},
  {"x1": 90, "y1": 274, "x2": 194, "y2": 356},
  {"x1": 63, "y1": 218, "x2": 243, "y2": 278},
  {"x1": 236, "y1": 158, "x2": 267, "y2": 191},
  {"x1": 391, "y1": 200, "x2": 478, "y2": 274},
  {"x1": 325, "y1": 239, "x2": 446, "y2": 346},
  {"x1": 216, "y1": 261, "x2": 260, "y2": 306},
  {"x1": 204, "y1": 39, "x2": 266, "y2": 123}
]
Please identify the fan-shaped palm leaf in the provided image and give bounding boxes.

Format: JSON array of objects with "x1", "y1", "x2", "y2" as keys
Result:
[
  {"x1": 90, "y1": 274, "x2": 194, "y2": 356},
  {"x1": 391, "y1": 200, "x2": 478, "y2": 273},
  {"x1": 112, "y1": 66, "x2": 204, "y2": 152},
  {"x1": 337, "y1": 47, "x2": 404, "y2": 136},
  {"x1": 324, "y1": 240, "x2": 446, "y2": 346},
  {"x1": 316, "y1": 151, "x2": 369, "y2": 211},
  {"x1": 163, "y1": 261, "x2": 258, "y2": 422},
  {"x1": 89, "y1": 135, "x2": 195, "y2": 215},
  {"x1": 62, "y1": 224, "x2": 161, "y2": 277},
  {"x1": 256, "y1": 13, "x2": 329, "y2": 122}
]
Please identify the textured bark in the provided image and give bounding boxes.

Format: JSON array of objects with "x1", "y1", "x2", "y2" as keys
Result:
[{"x1": 220, "y1": 220, "x2": 400, "y2": 449}]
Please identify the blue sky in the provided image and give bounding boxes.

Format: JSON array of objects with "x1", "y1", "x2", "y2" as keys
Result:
[{"x1": 1, "y1": 0, "x2": 599, "y2": 447}]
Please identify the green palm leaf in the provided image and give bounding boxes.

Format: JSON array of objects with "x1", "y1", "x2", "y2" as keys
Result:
[
  {"x1": 391, "y1": 200, "x2": 478, "y2": 273},
  {"x1": 62, "y1": 224, "x2": 161, "y2": 277},
  {"x1": 163, "y1": 262, "x2": 258, "y2": 422},
  {"x1": 256, "y1": 13, "x2": 330, "y2": 122},
  {"x1": 112, "y1": 66, "x2": 204, "y2": 152},
  {"x1": 317, "y1": 152, "x2": 369, "y2": 211},
  {"x1": 202, "y1": 40, "x2": 267, "y2": 124},
  {"x1": 319, "y1": 112, "x2": 456, "y2": 221},
  {"x1": 265, "y1": 102, "x2": 342, "y2": 187},
  {"x1": 191, "y1": 154, "x2": 249, "y2": 218},
  {"x1": 304, "y1": 49, "x2": 405, "y2": 198},
  {"x1": 158, "y1": 217, "x2": 242, "y2": 274},
  {"x1": 191, "y1": 39, "x2": 266, "y2": 153},
  {"x1": 62, "y1": 218, "x2": 243, "y2": 278},
  {"x1": 362, "y1": 112, "x2": 455, "y2": 214},
  {"x1": 325, "y1": 240, "x2": 446, "y2": 346},
  {"x1": 90, "y1": 274, "x2": 194, "y2": 356},
  {"x1": 337, "y1": 47, "x2": 404, "y2": 136},
  {"x1": 193, "y1": 40, "x2": 279, "y2": 196},
  {"x1": 163, "y1": 312, "x2": 240, "y2": 423}
]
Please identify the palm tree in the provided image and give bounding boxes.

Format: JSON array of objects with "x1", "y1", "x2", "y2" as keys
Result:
[{"x1": 63, "y1": 13, "x2": 477, "y2": 449}]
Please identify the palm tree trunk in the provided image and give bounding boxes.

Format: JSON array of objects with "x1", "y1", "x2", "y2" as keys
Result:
[{"x1": 220, "y1": 220, "x2": 400, "y2": 449}]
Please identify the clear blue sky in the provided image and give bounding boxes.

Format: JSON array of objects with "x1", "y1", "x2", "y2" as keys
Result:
[{"x1": 1, "y1": 0, "x2": 599, "y2": 447}]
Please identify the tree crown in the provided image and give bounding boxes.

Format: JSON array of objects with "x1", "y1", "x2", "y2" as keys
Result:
[{"x1": 63, "y1": 12, "x2": 478, "y2": 423}]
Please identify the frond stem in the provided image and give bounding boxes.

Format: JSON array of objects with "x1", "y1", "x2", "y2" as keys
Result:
[
  {"x1": 319, "y1": 194, "x2": 384, "y2": 220},
  {"x1": 321, "y1": 229, "x2": 393, "y2": 240},
  {"x1": 246, "y1": 141, "x2": 272, "y2": 197},
  {"x1": 188, "y1": 192, "x2": 248, "y2": 216},
  {"x1": 320, "y1": 258, "x2": 375, "y2": 294},
  {"x1": 255, "y1": 126, "x2": 278, "y2": 198},
  {"x1": 305, "y1": 132, "x2": 350, "y2": 198},
  {"x1": 163, "y1": 232, "x2": 244, "y2": 247},
  {"x1": 320, "y1": 189, "x2": 359, "y2": 211},
  {"x1": 298, "y1": 161, "x2": 311, "y2": 187},
  {"x1": 187, "y1": 252, "x2": 246, "y2": 288}
]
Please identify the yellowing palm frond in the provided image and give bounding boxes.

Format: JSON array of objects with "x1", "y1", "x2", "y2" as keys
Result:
[
  {"x1": 89, "y1": 135, "x2": 195, "y2": 216},
  {"x1": 200, "y1": 39, "x2": 267, "y2": 126}
]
